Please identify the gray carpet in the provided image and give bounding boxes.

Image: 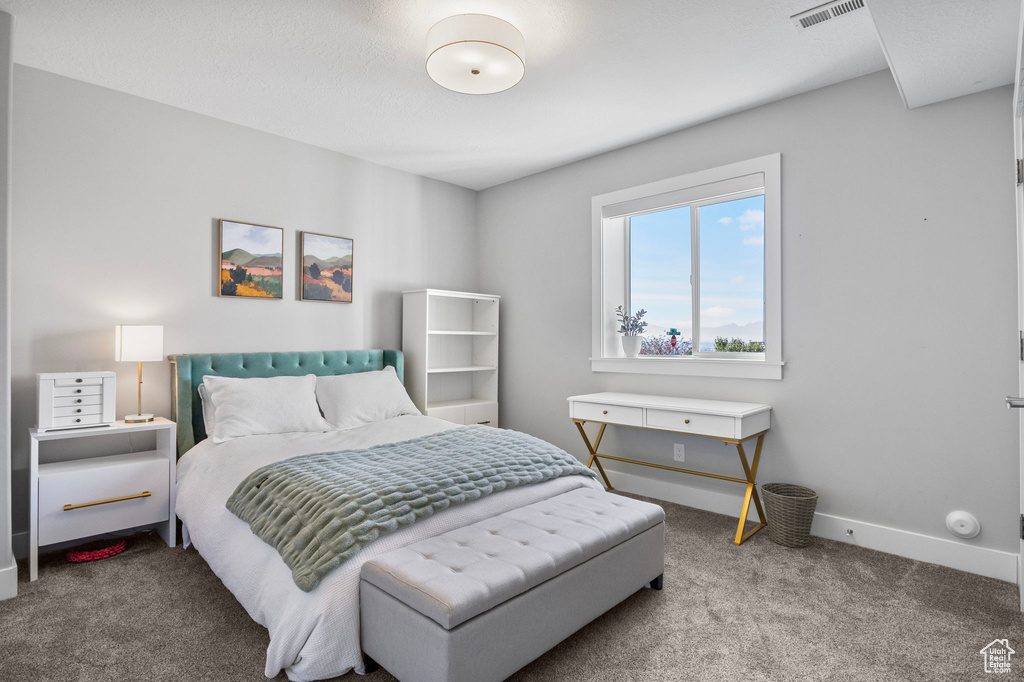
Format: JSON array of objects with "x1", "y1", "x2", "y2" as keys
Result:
[{"x1": 1, "y1": 495, "x2": 1021, "y2": 681}]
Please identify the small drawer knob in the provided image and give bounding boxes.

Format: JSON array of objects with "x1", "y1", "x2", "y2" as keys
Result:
[
  {"x1": 602, "y1": 410, "x2": 608, "y2": 415},
  {"x1": 75, "y1": 389, "x2": 82, "y2": 394},
  {"x1": 75, "y1": 378, "x2": 83, "y2": 383},
  {"x1": 75, "y1": 399, "x2": 82, "y2": 403},
  {"x1": 75, "y1": 409, "x2": 81, "y2": 413},
  {"x1": 684, "y1": 419, "x2": 690, "y2": 424},
  {"x1": 74, "y1": 418, "x2": 81, "y2": 423}
]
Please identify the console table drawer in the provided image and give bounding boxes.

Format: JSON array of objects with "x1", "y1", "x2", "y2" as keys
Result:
[
  {"x1": 573, "y1": 402, "x2": 643, "y2": 427},
  {"x1": 646, "y1": 408, "x2": 735, "y2": 439}
]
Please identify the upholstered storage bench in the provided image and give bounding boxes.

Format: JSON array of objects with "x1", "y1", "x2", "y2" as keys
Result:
[{"x1": 359, "y1": 487, "x2": 665, "y2": 682}]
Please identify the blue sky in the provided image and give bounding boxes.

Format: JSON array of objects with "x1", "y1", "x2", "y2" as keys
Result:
[
  {"x1": 629, "y1": 195, "x2": 764, "y2": 343},
  {"x1": 304, "y1": 233, "x2": 353, "y2": 261},
  {"x1": 222, "y1": 221, "x2": 282, "y2": 255}
]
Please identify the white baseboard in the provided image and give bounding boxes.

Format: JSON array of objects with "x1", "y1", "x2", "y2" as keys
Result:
[
  {"x1": 0, "y1": 560, "x2": 16, "y2": 600},
  {"x1": 608, "y1": 469, "x2": 1019, "y2": 584},
  {"x1": 609, "y1": 469, "x2": 765, "y2": 522}
]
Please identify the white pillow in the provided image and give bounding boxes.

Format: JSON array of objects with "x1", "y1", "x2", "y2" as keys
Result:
[
  {"x1": 315, "y1": 366, "x2": 420, "y2": 431},
  {"x1": 197, "y1": 383, "x2": 217, "y2": 434},
  {"x1": 202, "y1": 374, "x2": 330, "y2": 443}
]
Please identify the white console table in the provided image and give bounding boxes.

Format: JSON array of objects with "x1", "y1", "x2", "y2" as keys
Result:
[{"x1": 567, "y1": 392, "x2": 772, "y2": 545}]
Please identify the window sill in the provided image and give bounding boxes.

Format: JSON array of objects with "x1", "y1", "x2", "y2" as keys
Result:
[{"x1": 591, "y1": 356, "x2": 784, "y2": 380}]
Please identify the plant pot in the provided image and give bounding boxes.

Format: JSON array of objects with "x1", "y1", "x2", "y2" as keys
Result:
[{"x1": 621, "y1": 335, "x2": 642, "y2": 357}]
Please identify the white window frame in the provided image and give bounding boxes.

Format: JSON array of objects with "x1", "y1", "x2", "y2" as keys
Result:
[{"x1": 591, "y1": 153, "x2": 783, "y2": 380}]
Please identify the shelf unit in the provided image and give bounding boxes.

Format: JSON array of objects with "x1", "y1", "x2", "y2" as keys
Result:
[{"x1": 403, "y1": 289, "x2": 500, "y2": 426}]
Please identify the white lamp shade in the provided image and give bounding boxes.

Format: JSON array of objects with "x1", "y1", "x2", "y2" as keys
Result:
[
  {"x1": 426, "y1": 14, "x2": 525, "y2": 95},
  {"x1": 115, "y1": 325, "x2": 164, "y2": 362}
]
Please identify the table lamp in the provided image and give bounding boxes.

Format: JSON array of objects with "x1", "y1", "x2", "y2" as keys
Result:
[{"x1": 114, "y1": 324, "x2": 163, "y2": 423}]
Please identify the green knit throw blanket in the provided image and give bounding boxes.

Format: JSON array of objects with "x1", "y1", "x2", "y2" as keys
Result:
[{"x1": 226, "y1": 425, "x2": 596, "y2": 591}]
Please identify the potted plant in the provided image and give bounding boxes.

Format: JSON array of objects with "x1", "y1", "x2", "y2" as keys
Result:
[{"x1": 615, "y1": 305, "x2": 647, "y2": 357}]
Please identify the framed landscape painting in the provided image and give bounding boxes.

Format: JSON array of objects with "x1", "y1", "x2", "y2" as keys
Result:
[
  {"x1": 301, "y1": 232, "x2": 353, "y2": 303},
  {"x1": 218, "y1": 220, "x2": 284, "y2": 299}
]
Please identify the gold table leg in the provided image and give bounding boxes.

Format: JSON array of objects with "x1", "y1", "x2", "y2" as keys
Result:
[
  {"x1": 733, "y1": 433, "x2": 767, "y2": 545},
  {"x1": 572, "y1": 418, "x2": 767, "y2": 545},
  {"x1": 574, "y1": 421, "x2": 613, "y2": 489}
]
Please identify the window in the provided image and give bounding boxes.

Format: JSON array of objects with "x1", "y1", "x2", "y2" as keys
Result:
[{"x1": 591, "y1": 154, "x2": 782, "y2": 379}]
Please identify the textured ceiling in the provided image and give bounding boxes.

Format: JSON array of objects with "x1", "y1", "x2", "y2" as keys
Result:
[
  {"x1": 0, "y1": 1, "x2": 1011, "y2": 189},
  {"x1": 868, "y1": 0, "x2": 1020, "y2": 109}
]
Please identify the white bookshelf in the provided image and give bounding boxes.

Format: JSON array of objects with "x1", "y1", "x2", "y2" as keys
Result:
[{"x1": 403, "y1": 289, "x2": 500, "y2": 427}]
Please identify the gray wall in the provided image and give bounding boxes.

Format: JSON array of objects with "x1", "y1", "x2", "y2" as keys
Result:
[
  {"x1": 0, "y1": 11, "x2": 13, "y2": 597},
  {"x1": 10, "y1": 64, "x2": 1019, "y2": 561},
  {"x1": 9, "y1": 66, "x2": 478, "y2": 543},
  {"x1": 477, "y1": 70, "x2": 1021, "y2": 553}
]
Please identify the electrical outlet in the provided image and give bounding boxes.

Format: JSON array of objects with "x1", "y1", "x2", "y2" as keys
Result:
[{"x1": 673, "y1": 443, "x2": 685, "y2": 462}]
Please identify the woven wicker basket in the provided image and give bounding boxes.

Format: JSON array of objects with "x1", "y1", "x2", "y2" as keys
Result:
[{"x1": 762, "y1": 483, "x2": 818, "y2": 548}]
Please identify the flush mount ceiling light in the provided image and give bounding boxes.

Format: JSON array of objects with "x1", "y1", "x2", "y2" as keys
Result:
[{"x1": 426, "y1": 14, "x2": 525, "y2": 95}]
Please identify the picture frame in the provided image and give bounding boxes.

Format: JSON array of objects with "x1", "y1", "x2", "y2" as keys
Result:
[
  {"x1": 300, "y1": 231, "x2": 354, "y2": 303},
  {"x1": 218, "y1": 219, "x2": 284, "y2": 299}
]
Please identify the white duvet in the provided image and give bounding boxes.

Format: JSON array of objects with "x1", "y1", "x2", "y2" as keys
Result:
[{"x1": 175, "y1": 415, "x2": 602, "y2": 681}]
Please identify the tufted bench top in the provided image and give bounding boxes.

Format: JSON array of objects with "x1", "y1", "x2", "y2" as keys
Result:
[{"x1": 360, "y1": 488, "x2": 665, "y2": 630}]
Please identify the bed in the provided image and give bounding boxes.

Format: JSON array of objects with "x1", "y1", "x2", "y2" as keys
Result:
[{"x1": 170, "y1": 350, "x2": 605, "y2": 681}]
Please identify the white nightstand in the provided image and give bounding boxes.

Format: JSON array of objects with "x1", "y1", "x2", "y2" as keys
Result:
[{"x1": 29, "y1": 417, "x2": 177, "y2": 580}]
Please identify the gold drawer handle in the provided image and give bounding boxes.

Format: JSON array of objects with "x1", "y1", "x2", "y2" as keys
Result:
[
  {"x1": 685, "y1": 419, "x2": 690, "y2": 424},
  {"x1": 478, "y1": 420, "x2": 491, "y2": 424},
  {"x1": 63, "y1": 491, "x2": 151, "y2": 511},
  {"x1": 602, "y1": 410, "x2": 608, "y2": 414}
]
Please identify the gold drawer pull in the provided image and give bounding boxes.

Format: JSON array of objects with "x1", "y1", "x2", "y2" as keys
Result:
[
  {"x1": 602, "y1": 410, "x2": 608, "y2": 414},
  {"x1": 685, "y1": 419, "x2": 690, "y2": 424},
  {"x1": 63, "y1": 491, "x2": 151, "y2": 511},
  {"x1": 477, "y1": 420, "x2": 491, "y2": 424}
]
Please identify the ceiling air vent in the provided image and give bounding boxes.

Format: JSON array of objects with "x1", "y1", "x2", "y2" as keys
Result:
[{"x1": 791, "y1": 0, "x2": 866, "y2": 29}]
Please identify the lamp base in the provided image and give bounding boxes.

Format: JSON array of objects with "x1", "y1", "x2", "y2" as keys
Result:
[{"x1": 124, "y1": 414, "x2": 154, "y2": 424}]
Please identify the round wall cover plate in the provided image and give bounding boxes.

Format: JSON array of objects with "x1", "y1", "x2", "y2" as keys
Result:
[{"x1": 944, "y1": 510, "x2": 980, "y2": 539}]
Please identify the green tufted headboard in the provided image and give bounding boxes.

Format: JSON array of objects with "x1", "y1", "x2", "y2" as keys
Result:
[{"x1": 169, "y1": 349, "x2": 404, "y2": 457}]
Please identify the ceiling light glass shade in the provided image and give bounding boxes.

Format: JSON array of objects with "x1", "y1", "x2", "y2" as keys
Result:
[{"x1": 426, "y1": 14, "x2": 525, "y2": 95}]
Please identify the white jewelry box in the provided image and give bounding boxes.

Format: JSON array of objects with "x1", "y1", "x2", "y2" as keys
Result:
[{"x1": 37, "y1": 371, "x2": 117, "y2": 432}]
